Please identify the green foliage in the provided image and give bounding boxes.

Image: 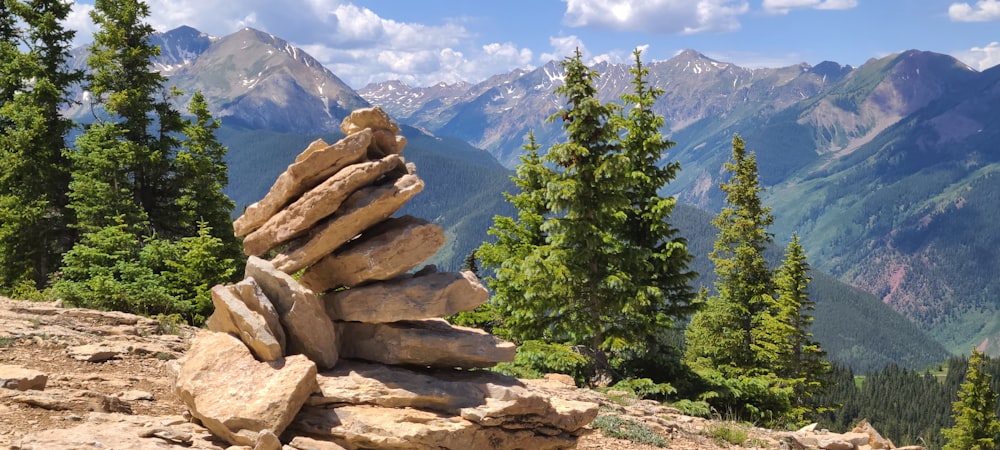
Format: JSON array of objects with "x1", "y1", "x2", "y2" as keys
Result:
[
  {"x1": 774, "y1": 234, "x2": 832, "y2": 423},
  {"x1": 608, "y1": 378, "x2": 677, "y2": 401},
  {"x1": 705, "y1": 421, "x2": 749, "y2": 446},
  {"x1": 492, "y1": 340, "x2": 590, "y2": 384},
  {"x1": 943, "y1": 349, "x2": 1000, "y2": 450},
  {"x1": 479, "y1": 49, "x2": 695, "y2": 384},
  {"x1": 0, "y1": 0, "x2": 81, "y2": 290},
  {"x1": 591, "y1": 414, "x2": 667, "y2": 447},
  {"x1": 684, "y1": 136, "x2": 830, "y2": 427},
  {"x1": 175, "y1": 92, "x2": 243, "y2": 270},
  {"x1": 671, "y1": 399, "x2": 712, "y2": 418},
  {"x1": 53, "y1": 218, "x2": 234, "y2": 324}
]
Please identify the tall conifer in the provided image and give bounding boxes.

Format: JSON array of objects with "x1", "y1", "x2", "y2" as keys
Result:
[
  {"x1": 480, "y1": 50, "x2": 694, "y2": 383},
  {"x1": 0, "y1": 0, "x2": 81, "y2": 290},
  {"x1": 683, "y1": 136, "x2": 794, "y2": 424},
  {"x1": 774, "y1": 234, "x2": 830, "y2": 421},
  {"x1": 943, "y1": 349, "x2": 1000, "y2": 450}
]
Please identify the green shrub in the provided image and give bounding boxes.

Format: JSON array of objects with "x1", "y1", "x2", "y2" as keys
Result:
[
  {"x1": 610, "y1": 378, "x2": 676, "y2": 400},
  {"x1": 591, "y1": 414, "x2": 667, "y2": 447},
  {"x1": 671, "y1": 399, "x2": 712, "y2": 418},
  {"x1": 492, "y1": 340, "x2": 589, "y2": 382},
  {"x1": 706, "y1": 421, "x2": 748, "y2": 446}
]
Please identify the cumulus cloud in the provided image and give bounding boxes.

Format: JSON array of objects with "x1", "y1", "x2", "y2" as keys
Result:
[
  {"x1": 562, "y1": 0, "x2": 749, "y2": 34},
  {"x1": 66, "y1": 2, "x2": 96, "y2": 47},
  {"x1": 762, "y1": 0, "x2": 858, "y2": 14},
  {"x1": 954, "y1": 42, "x2": 1000, "y2": 70},
  {"x1": 66, "y1": 0, "x2": 536, "y2": 87},
  {"x1": 949, "y1": 0, "x2": 1000, "y2": 21}
]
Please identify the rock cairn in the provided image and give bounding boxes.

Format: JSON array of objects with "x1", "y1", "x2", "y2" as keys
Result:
[{"x1": 171, "y1": 107, "x2": 599, "y2": 450}]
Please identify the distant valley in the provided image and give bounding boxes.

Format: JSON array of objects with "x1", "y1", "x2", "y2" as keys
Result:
[{"x1": 68, "y1": 25, "x2": 998, "y2": 364}]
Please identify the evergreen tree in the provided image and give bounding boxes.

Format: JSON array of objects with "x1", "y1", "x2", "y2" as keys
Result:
[
  {"x1": 943, "y1": 349, "x2": 1000, "y2": 450},
  {"x1": 477, "y1": 132, "x2": 552, "y2": 340},
  {"x1": 57, "y1": 0, "x2": 239, "y2": 321},
  {"x1": 85, "y1": 0, "x2": 185, "y2": 236},
  {"x1": 774, "y1": 234, "x2": 831, "y2": 422},
  {"x1": 683, "y1": 135, "x2": 793, "y2": 424},
  {"x1": 0, "y1": 0, "x2": 82, "y2": 290},
  {"x1": 479, "y1": 50, "x2": 694, "y2": 384},
  {"x1": 175, "y1": 92, "x2": 241, "y2": 265}
]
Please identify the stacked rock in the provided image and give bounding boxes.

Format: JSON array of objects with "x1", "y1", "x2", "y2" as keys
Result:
[{"x1": 172, "y1": 107, "x2": 598, "y2": 450}]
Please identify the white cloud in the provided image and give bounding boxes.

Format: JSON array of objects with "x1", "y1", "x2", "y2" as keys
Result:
[
  {"x1": 542, "y1": 35, "x2": 589, "y2": 62},
  {"x1": 562, "y1": 0, "x2": 749, "y2": 34},
  {"x1": 66, "y1": 2, "x2": 96, "y2": 47},
  {"x1": 954, "y1": 42, "x2": 1000, "y2": 70},
  {"x1": 66, "y1": 1, "x2": 536, "y2": 88},
  {"x1": 762, "y1": 0, "x2": 858, "y2": 14},
  {"x1": 949, "y1": 0, "x2": 1000, "y2": 21}
]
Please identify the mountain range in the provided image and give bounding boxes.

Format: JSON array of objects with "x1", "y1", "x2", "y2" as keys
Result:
[
  {"x1": 359, "y1": 43, "x2": 1000, "y2": 354},
  {"x1": 64, "y1": 25, "x2": 994, "y2": 365}
]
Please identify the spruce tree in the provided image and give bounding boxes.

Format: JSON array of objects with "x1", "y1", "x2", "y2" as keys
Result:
[
  {"x1": 85, "y1": 0, "x2": 185, "y2": 236},
  {"x1": 0, "y1": 0, "x2": 82, "y2": 290},
  {"x1": 175, "y1": 92, "x2": 242, "y2": 265},
  {"x1": 683, "y1": 135, "x2": 793, "y2": 424},
  {"x1": 943, "y1": 349, "x2": 1000, "y2": 450},
  {"x1": 774, "y1": 234, "x2": 830, "y2": 422},
  {"x1": 477, "y1": 132, "x2": 552, "y2": 340},
  {"x1": 479, "y1": 50, "x2": 694, "y2": 384}
]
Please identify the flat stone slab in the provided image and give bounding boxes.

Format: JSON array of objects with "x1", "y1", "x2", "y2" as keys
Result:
[
  {"x1": 323, "y1": 271, "x2": 487, "y2": 322},
  {"x1": 290, "y1": 404, "x2": 580, "y2": 450},
  {"x1": 300, "y1": 215, "x2": 444, "y2": 293},
  {"x1": 270, "y1": 172, "x2": 424, "y2": 274},
  {"x1": 243, "y1": 154, "x2": 405, "y2": 256},
  {"x1": 337, "y1": 319, "x2": 515, "y2": 369},
  {"x1": 233, "y1": 130, "x2": 371, "y2": 237},
  {"x1": 205, "y1": 284, "x2": 284, "y2": 361},
  {"x1": 0, "y1": 365, "x2": 48, "y2": 391}
]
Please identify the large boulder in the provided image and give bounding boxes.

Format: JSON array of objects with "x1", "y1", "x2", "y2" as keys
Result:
[
  {"x1": 299, "y1": 215, "x2": 444, "y2": 293},
  {"x1": 270, "y1": 173, "x2": 424, "y2": 274},
  {"x1": 173, "y1": 332, "x2": 318, "y2": 447},
  {"x1": 337, "y1": 319, "x2": 515, "y2": 369},
  {"x1": 246, "y1": 256, "x2": 340, "y2": 369},
  {"x1": 323, "y1": 271, "x2": 487, "y2": 322},
  {"x1": 243, "y1": 155, "x2": 406, "y2": 256},
  {"x1": 233, "y1": 130, "x2": 371, "y2": 237}
]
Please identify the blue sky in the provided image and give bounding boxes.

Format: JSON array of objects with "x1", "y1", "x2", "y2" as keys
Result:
[{"x1": 66, "y1": 0, "x2": 1000, "y2": 88}]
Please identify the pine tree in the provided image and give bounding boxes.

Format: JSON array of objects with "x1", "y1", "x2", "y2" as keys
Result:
[
  {"x1": 479, "y1": 50, "x2": 694, "y2": 384},
  {"x1": 0, "y1": 0, "x2": 82, "y2": 290},
  {"x1": 683, "y1": 135, "x2": 793, "y2": 424},
  {"x1": 943, "y1": 349, "x2": 1000, "y2": 450},
  {"x1": 774, "y1": 234, "x2": 830, "y2": 422}
]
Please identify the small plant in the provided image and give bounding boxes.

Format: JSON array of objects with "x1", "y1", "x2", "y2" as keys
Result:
[
  {"x1": 154, "y1": 352, "x2": 175, "y2": 361},
  {"x1": 706, "y1": 421, "x2": 748, "y2": 446},
  {"x1": 671, "y1": 399, "x2": 712, "y2": 418},
  {"x1": 611, "y1": 378, "x2": 676, "y2": 400},
  {"x1": 0, "y1": 336, "x2": 16, "y2": 347},
  {"x1": 591, "y1": 414, "x2": 667, "y2": 447},
  {"x1": 154, "y1": 313, "x2": 185, "y2": 335}
]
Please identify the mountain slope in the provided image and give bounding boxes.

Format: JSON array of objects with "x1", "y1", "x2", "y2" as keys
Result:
[{"x1": 168, "y1": 27, "x2": 369, "y2": 133}]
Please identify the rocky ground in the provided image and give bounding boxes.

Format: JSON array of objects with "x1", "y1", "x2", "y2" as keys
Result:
[{"x1": 0, "y1": 296, "x2": 901, "y2": 449}]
